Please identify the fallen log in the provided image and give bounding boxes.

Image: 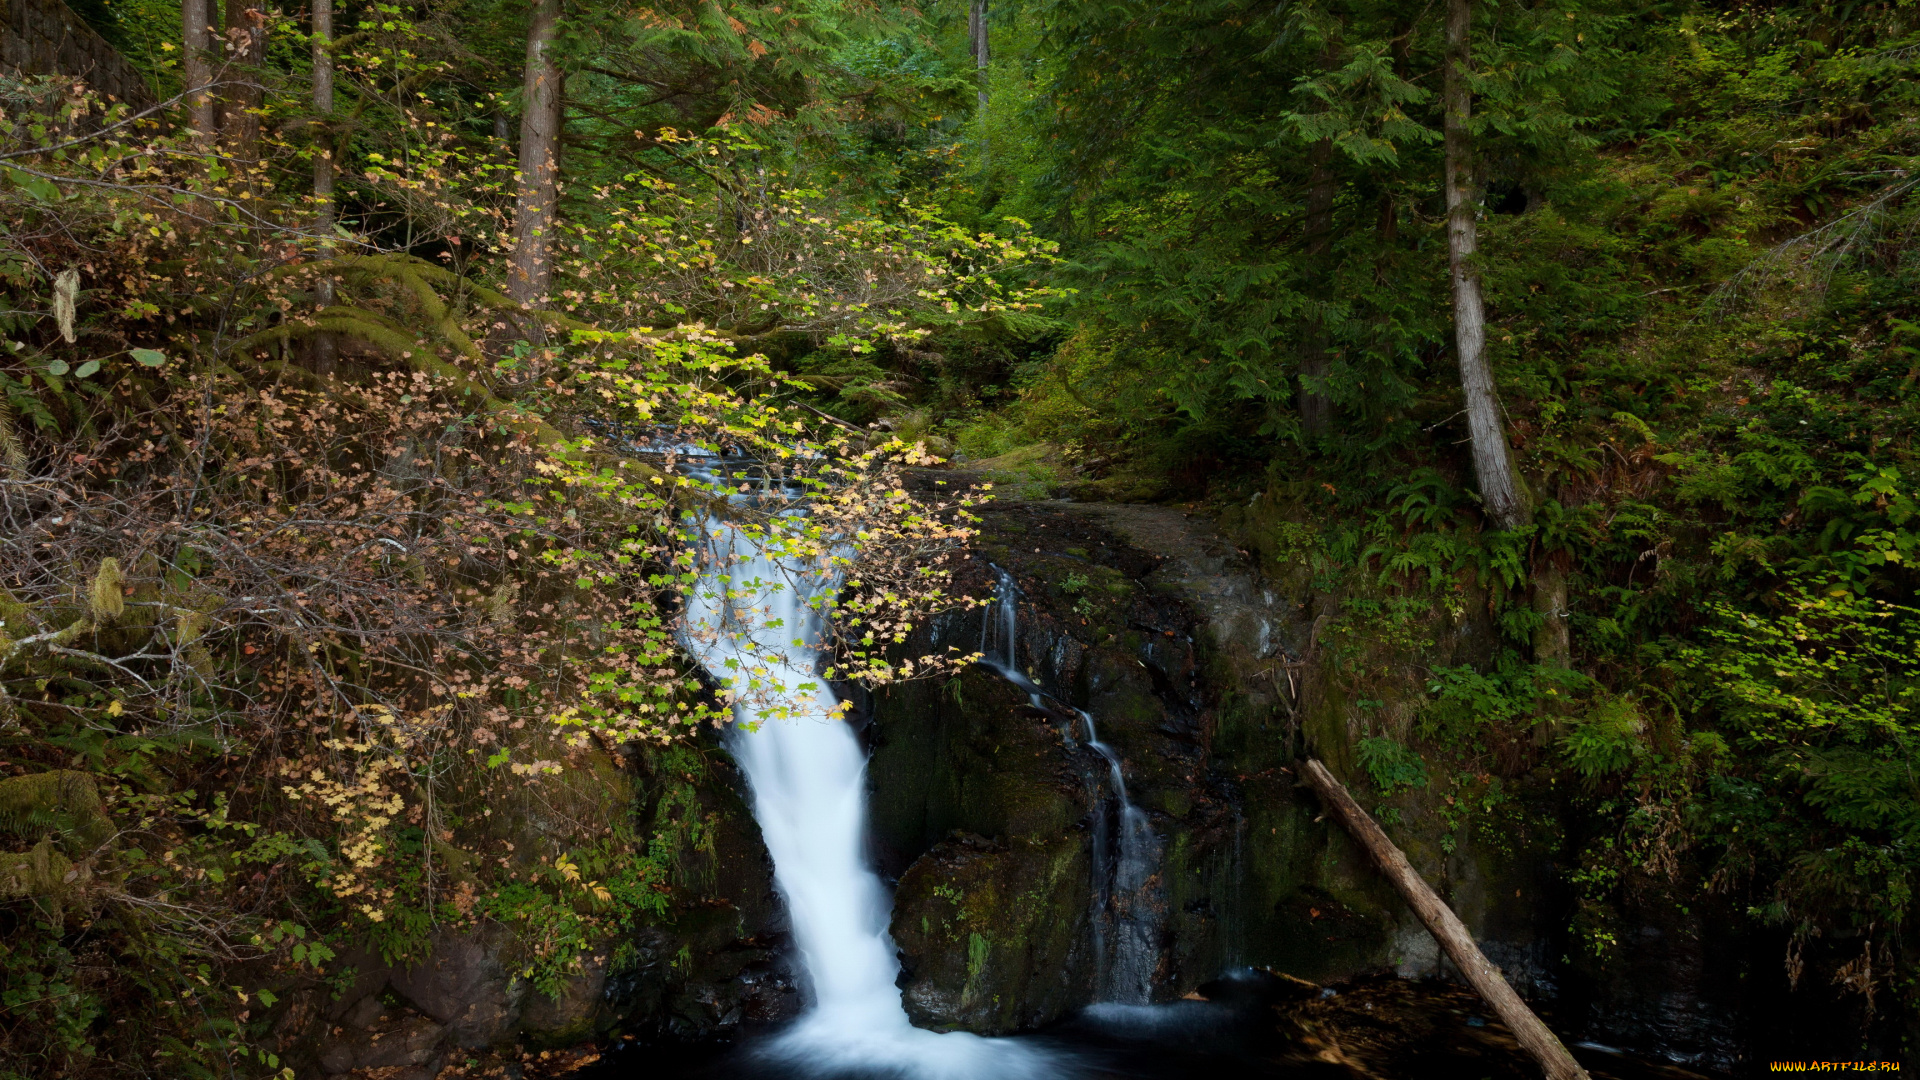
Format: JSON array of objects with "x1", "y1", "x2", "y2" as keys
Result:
[{"x1": 1300, "y1": 757, "x2": 1590, "y2": 1080}]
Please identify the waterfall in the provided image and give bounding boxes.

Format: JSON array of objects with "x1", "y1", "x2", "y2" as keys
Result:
[
  {"x1": 977, "y1": 567, "x2": 1162, "y2": 1005},
  {"x1": 682, "y1": 504, "x2": 1056, "y2": 1078},
  {"x1": 1079, "y1": 708, "x2": 1161, "y2": 1004},
  {"x1": 1224, "y1": 809, "x2": 1247, "y2": 971},
  {"x1": 977, "y1": 565, "x2": 1047, "y2": 705}
]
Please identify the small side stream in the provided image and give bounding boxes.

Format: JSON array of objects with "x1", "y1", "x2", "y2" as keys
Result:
[{"x1": 977, "y1": 564, "x2": 1163, "y2": 1005}]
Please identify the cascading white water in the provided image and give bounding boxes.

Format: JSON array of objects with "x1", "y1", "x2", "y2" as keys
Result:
[
  {"x1": 977, "y1": 565, "x2": 1048, "y2": 707},
  {"x1": 683, "y1": 510, "x2": 1057, "y2": 1079},
  {"x1": 1078, "y1": 708, "x2": 1161, "y2": 1004},
  {"x1": 977, "y1": 566, "x2": 1161, "y2": 1005}
]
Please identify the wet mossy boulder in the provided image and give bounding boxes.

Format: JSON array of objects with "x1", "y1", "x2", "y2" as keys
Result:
[
  {"x1": 889, "y1": 833, "x2": 1091, "y2": 1034},
  {"x1": 868, "y1": 666, "x2": 1087, "y2": 875},
  {"x1": 866, "y1": 653, "x2": 1102, "y2": 1035}
]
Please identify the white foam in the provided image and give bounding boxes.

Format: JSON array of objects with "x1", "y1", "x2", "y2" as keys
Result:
[{"x1": 1078, "y1": 1000, "x2": 1225, "y2": 1037}]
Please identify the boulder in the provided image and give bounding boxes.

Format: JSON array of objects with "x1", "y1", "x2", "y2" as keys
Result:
[
  {"x1": 890, "y1": 833, "x2": 1091, "y2": 1034},
  {"x1": 389, "y1": 925, "x2": 525, "y2": 1049},
  {"x1": 521, "y1": 949, "x2": 612, "y2": 1045},
  {"x1": 316, "y1": 1009, "x2": 444, "y2": 1074},
  {"x1": 320, "y1": 944, "x2": 393, "y2": 1022}
]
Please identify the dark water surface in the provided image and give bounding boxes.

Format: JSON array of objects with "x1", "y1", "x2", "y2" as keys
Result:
[{"x1": 580, "y1": 972, "x2": 1718, "y2": 1080}]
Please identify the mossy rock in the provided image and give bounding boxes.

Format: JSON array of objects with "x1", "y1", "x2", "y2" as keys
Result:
[
  {"x1": 869, "y1": 668, "x2": 1086, "y2": 873},
  {"x1": 1228, "y1": 773, "x2": 1400, "y2": 981},
  {"x1": 0, "y1": 837, "x2": 81, "y2": 905},
  {"x1": 1070, "y1": 468, "x2": 1169, "y2": 503},
  {"x1": 890, "y1": 834, "x2": 1090, "y2": 1034},
  {"x1": 608, "y1": 739, "x2": 800, "y2": 1040},
  {"x1": 0, "y1": 770, "x2": 112, "y2": 855}
]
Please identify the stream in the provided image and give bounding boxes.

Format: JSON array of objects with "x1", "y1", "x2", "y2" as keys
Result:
[
  {"x1": 587, "y1": 970, "x2": 1712, "y2": 1080},
  {"x1": 587, "y1": 468, "x2": 1723, "y2": 1080}
]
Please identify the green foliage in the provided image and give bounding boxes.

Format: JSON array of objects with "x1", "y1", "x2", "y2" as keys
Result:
[
  {"x1": 1322, "y1": 595, "x2": 1438, "y2": 668},
  {"x1": 0, "y1": 930, "x2": 102, "y2": 1079},
  {"x1": 1561, "y1": 696, "x2": 1646, "y2": 780},
  {"x1": 1675, "y1": 585, "x2": 1920, "y2": 935},
  {"x1": 471, "y1": 830, "x2": 673, "y2": 998},
  {"x1": 1420, "y1": 659, "x2": 1589, "y2": 748},
  {"x1": 853, "y1": 0, "x2": 1920, "y2": 1032},
  {"x1": 1354, "y1": 736, "x2": 1428, "y2": 796}
]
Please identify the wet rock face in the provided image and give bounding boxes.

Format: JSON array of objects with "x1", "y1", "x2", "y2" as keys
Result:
[
  {"x1": 868, "y1": 658, "x2": 1106, "y2": 1033},
  {"x1": 317, "y1": 1005, "x2": 445, "y2": 1076},
  {"x1": 275, "y1": 741, "x2": 801, "y2": 1074},
  {"x1": 519, "y1": 951, "x2": 613, "y2": 1046},
  {"x1": 873, "y1": 502, "x2": 1250, "y2": 1031},
  {"x1": 869, "y1": 499, "x2": 1584, "y2": 1037},
  {"x1": 389, "y1": 927, "x2": 525, "y2": 1048},
  {"x1": 607, "y1": 747, "x2": 802, "y2": 1042},
  {"x1": 868, "y1": 666, "x2": 1090, "y2": 877},
  {"x1": 300, "y1": 927, "x2": 606, "y2": 1079}
]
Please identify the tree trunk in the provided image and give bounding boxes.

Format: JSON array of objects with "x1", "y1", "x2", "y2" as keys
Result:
[
  {"x1": 1530, "y1": 552, "x2": 1569, "y2": 668},
  {"x1": 311, "y1": 0, "x2": 335, "y2": 241},
  {"x1": 969, "y1": 0, "x2": 989, "y2": 111},
  {"x1": 1528, "y1": 548, "x2": 1571, "y2": 745},
  {"x1": 309, "y1": 0, "x2": 338, "y2": 374},
  {"x1": 1444, "y1": 0, "x2": 1527, "y2": 530},
  {"x1": 507, "y1": 0, "x2": 565, "y2": 314},
  {"x1": 312, "y1": 0, "x2": 333, "y2": 182},
  {"x1": 220, "y1": 0, "x2": 268, "y2": 160},
  {"x1": 1299, "y1": 137, "x2": 1335, "y2": 439},
  {"x1": 181, "y1": 0, "x2": 215, "y2": 148},
  {"x1": 311, "y1": 0, "x2": 334, "y2": 245},
  {"x1": 1301, "y1": 759, "x2": 1590, "y2": 1080}
]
